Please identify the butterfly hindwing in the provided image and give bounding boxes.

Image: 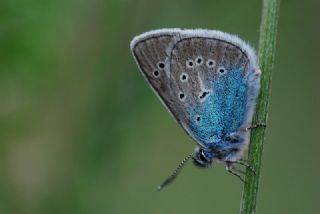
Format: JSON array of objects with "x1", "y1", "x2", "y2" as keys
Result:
[{"x1": 168, "y1": 31, "x2": 260, "y2": 148}]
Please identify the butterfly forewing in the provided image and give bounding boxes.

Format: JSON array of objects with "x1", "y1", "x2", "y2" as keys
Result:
[{"x1": 130, "y1": 30, "x2": 184, "y2": 115}]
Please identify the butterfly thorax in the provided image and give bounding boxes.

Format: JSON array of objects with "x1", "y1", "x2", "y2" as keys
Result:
[{"x1": 206, "y1": 132, "x2": 245, "y2": 158}]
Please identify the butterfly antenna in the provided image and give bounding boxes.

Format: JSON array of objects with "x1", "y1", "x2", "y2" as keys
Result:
[{"x1": 157, "y1": 152, "x2": 194, "y2": 191}]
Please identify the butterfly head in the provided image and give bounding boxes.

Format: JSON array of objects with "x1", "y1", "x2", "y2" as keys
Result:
[{"x1": 192, "y1": 147, "x2": 214, "y2": 168}]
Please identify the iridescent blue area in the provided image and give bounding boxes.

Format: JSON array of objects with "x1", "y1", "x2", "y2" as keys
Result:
[{"x1": 189, "y1": 67, "x2": 248, "y2": 148}]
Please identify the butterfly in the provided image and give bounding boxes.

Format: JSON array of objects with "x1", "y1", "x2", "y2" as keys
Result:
[{"x1": 130, "y1": 29, "x2": 261, "y2": 190}]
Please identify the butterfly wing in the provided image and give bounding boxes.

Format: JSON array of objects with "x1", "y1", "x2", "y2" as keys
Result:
[
  {"x1": 168, "y1": 30, "x2": 260, "y2": 147},
  {"x1": 130, "y1": 29, "x2": 184, "y2": 117},
  {"x1": 130, "y1": 29, "x2": 260, "y2": 149}
]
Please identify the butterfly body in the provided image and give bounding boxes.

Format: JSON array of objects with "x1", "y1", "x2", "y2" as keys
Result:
[{"x1": 130, "y1": 29, "x2": 261, "y2": 187}]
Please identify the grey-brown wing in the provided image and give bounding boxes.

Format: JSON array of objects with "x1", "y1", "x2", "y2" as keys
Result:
[
  {"x1": 130, "y1": 29, "x2": 185, "y2": 120},
  {"x1": 130, "y1": 29, "x2": 260, "y2": 148}
]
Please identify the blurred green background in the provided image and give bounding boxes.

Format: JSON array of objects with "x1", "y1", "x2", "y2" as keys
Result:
[{"x1": 1, "y1": 0, "x2": 319, "y2": 213}]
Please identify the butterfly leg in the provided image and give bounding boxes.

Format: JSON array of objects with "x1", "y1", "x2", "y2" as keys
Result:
[
  {"x1": 246, "y1": 123, "x2": 266, "y2": 131},
  {"x1": 237, "y1": 123, "x2": 266, "y2": 133},
  {"x1": 225, "y1": 160, "x2": 256, "y2": 175},
  {"x1": 226, "y1": 164, "x2": 245, "y2": 183},
  {"x1": 231, "y1": 167, "x2": 246, "y2": 175}
]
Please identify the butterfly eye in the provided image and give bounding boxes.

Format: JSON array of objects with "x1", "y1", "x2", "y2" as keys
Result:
[
  {"x1": 195, "y1": 56, "x2": 203, "y2": 65},
  {"x1": 186, "y1": 60, "x2": 194, "y2": 68},
  {"x1": 180, "y1": 73, "x2": 189, "y2": 82},
  {"x1": 158, "y1": 62, "x2": 165, "y2": 69},
  {"x1": 153, "y1": 70, "x2": 160, "y2": 77},
  {"x1": 206, "y1": 59, "x2": 215, "y2": 68},
  {"x1": 199, "y1": 152, "x2": 208, "y2": 162},
  {"x1": 196, "y1": 116, "x2": 201, "y2": 122}
]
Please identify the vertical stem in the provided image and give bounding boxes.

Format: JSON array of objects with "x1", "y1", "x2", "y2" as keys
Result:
[{"x1": 240, "y1": 0, "x2": 280, "y2": 213}]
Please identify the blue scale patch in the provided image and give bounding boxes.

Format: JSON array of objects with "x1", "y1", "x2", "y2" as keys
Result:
[{"x1": 188, "y1": 68, "x2": 248, "y2": 147}]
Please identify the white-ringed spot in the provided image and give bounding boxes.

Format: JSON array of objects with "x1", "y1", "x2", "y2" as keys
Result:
[
  {"x1": 218, "y1": 66, "x2": 227, "y2": 74},
  {"x1": 179, "y1": 92, "x2": 186, "y2": 101},
  {"x1": 180, "y1": 72, "x2": 189, "y2": 82},
  {"x1": 186, "y1": 59, "x2": 194, "y2": 68},
  {"x1": 206, "y1": 59, "x2": 216, "y2": 68},
  {"x1": 157, "y1": 62, "x2": 165, "y2": 69},
  {"x1": 153, "y1": 70, "x2": 160, "y2": 77},
  {"x1": 195, "y1": 56, "x2": 204, "y2": 65}
]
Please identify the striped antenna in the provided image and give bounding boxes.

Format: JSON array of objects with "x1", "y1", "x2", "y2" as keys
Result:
[{"x1": 157, "y1": 152, "x2": 194, "y2": 191}]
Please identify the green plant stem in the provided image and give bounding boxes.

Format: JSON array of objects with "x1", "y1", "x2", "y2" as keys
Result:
[{"x1": 240, "y1": 0, "x2": 280, "y2": 213}]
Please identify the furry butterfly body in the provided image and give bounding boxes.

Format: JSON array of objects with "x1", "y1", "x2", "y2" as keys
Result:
[{"x1": 130, "y1": 29, "x2": 261, "y2": 189}]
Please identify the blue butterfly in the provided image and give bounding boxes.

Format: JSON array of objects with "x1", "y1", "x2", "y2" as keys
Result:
[{"x1": 130, "y1": 29, "x2": 261, "y2": 190}]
